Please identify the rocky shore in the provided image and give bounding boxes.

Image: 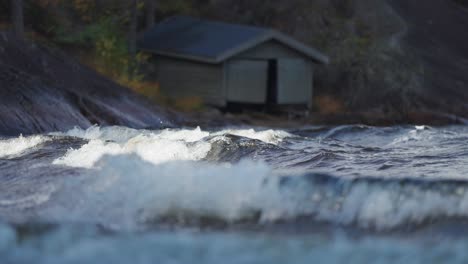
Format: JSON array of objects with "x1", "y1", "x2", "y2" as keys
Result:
[
  {"x1": 1, "y1": 0, "x2": 468, "y2": 135},
  {"x1": 0, "y1": 32, "x2": 177, "y2": 136}
]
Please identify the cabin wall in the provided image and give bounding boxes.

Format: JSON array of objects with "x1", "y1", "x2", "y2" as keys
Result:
[
  {"x1": 155, "y1": 57, "x2": 225, "y2": 107},
  {"x1": 152, "y1": 40, "x2": 317, "y2": 109},
  {"x1": 227, "y1": 40, "x2": 314, "y2": 107},
  {"x1": 277, "y1": 59, "x2": 313, "y2": 105},
  {"x1": 224, "y1": 60, "x2": 268, "y2": 104}
]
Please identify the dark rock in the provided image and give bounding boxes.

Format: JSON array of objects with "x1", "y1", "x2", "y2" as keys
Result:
[
  {"x1": 388, "y1": 0, "x2": 468, "y2": 115},
  {"x1": 0, "y1": 32, "x2": 177, "y2": 136}
]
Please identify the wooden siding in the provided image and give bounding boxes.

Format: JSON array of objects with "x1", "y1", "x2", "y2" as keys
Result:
[
  {"x1": 233, "y1": 40, "x2": 314, "y2": 107},
  {"x1": 156, "y1": 57, "x2": 225, "y2": 106},
  {"x1": 226, "y1": 60, "x2": 268, "y2": 103},
  {"x1": 277, "y1": 59, "x2": 312, "y2": 105},
  {"x1": 153, "y1": 39, "x2": 316, "y2": 108}
]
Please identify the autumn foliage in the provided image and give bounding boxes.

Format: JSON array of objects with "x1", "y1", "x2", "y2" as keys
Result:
[{"x1": 1, "y1": 1, "x2": 193, "y2": 101}]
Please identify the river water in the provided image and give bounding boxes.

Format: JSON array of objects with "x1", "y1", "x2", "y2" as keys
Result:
[{"x1": 1, "y1": 125, "x2": 468, "y2": 263}]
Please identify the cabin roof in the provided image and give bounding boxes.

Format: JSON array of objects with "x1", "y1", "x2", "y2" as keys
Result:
[{"x1": 138, "y1": 16, "x2": 329, "y2": 64}]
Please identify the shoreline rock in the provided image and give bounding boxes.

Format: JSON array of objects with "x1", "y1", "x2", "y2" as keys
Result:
[{"x1": 0, "y1": 32, "x2": 178, "y2": 136}]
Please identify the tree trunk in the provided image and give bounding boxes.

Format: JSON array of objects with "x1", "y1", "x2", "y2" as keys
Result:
[
  {"x1": 11, "y1": 0, "x2": 24, "y2": 39},
  {"x1": 128, "y1": 0, "x2": 138, "y2": 79},
  {"x1": 146, "y1": 0, "x2": 156, "y2": 29}
]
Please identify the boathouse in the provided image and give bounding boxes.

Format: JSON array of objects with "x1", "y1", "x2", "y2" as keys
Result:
[{"x1": 138, "y1": 16, "x2": 329, "y2": 110}]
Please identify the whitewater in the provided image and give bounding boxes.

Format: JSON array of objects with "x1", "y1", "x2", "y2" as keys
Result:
[{"x1": 1, "y1": 125, "x2": 468, "y2": 263}]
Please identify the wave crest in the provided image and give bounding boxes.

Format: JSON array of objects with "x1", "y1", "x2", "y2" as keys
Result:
[
  {"x1": 52, "y1": 126, "x2": 291, "y2": 168},
  {"x1": 43, "y1": 153, "x2": 468, "y2": 231},
  {"x1": 0, "y1": 135, "x2": 50, "y2": 158}
]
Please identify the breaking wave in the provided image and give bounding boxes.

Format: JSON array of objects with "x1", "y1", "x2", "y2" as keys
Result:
[
  {"x1": 51, "y1": 126, "x2": 291, "y2": 168},
  {"x1": 44, "y1": 153, "x2": 468, "y2": 231},
  {"x1": 1, "y1": 125, "x2": 468, "y2": 264},
  {"x1": 1, "y1": 125, "x2": 468, "y2": 232},
  {"x1": 0, "y1": 135, "x2": 50, "y2": 158},
  {"x1": 58, "y1": 125, "x2": 293, "y2": 144}
]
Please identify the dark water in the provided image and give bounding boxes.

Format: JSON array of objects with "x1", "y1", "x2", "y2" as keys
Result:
[{"x1": 1, "y1": 125, "x2": 468, "y2": 263}]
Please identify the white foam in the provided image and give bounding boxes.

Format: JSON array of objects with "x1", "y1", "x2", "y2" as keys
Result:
[
  {"x1": 52, "y1": 126, "x2": 291, "y2": 169},
  {"x1": 53, "y1": 140, "x2": 126, "y2": 168},
  {"x1": 152, "y1": 127, "x2": 210, "y2": 142},
  {"x1": 53, "y1": 127, "x2": 212, "y2": 168},
  {"x1": 214, "y1": 128, "x2": 293, "y2": 145},
  {"x1": 47, "y1": 126, "x2": 468, "y2": 230},
  {"x1": 58, "y1": 126, "x2": 291, "y2": 144},
  {"x1": 51, "y1": 125, "x2": 148, "y2": 143},
  {"x1": 0, "y1": 135, "x2": 50, "y2": 158}
]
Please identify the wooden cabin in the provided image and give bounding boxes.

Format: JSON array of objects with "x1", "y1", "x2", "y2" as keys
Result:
[{"x1": 138, "y1": 16, "x2": 329, "y2": 111}]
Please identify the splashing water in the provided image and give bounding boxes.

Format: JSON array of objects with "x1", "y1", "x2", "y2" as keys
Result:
[
  {"x1": 1, "y1": 125, "x2": 468, "y2": 263},
  {"x1": 51, "y1": 126, "x2": 291, "y2": 168},
  {"x1": 0, "y1": 135, "x2": 50, "y2": 158}
]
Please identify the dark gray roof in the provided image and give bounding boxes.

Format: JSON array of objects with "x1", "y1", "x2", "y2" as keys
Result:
[{"x1": 138, "y1": 16, "x2": 329, "y2": 64}]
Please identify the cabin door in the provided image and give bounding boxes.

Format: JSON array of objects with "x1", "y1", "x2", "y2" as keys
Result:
[
  {"x1": 266, "y1": 59, "x2": 278, "y2": 105},
  {"x1": 226, "y1": 60, "x2": 268, "y2": 104},
  {"x1": 277, "y1": 59, "x2": 312, "y2": 105}
]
